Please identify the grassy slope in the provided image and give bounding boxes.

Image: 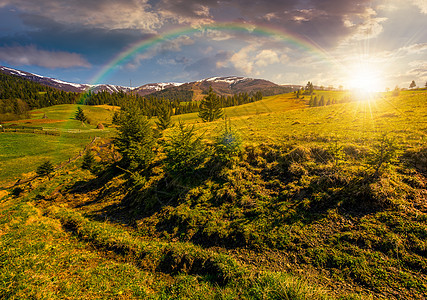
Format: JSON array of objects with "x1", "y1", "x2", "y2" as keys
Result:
[
  {"x1": 0, "y1": 104, "x2": 116, "y2": 184},
  {"x1": 0, "y1": 168, "x2": 330, "y2": 299},
  {"x1": 1, "y1": 90, "x2": 426, "y2": 299}
]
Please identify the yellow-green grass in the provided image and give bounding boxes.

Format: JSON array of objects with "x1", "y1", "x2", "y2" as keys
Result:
[
  {"x1": 0, "y1": 105, "x2": 117, "y2": 184},
  {"x1": 182, "y1": 91, "x2": 427, "y2": 148},
  {"x1": 0, "y1": 195, "x2": 163, "y2": 299},
  {"x1": 1, "y1": 90, "x2": 426, "y2": 299},
  {"x1": 27, "y1": 104, "x2": 116, "y2": 130},
  {"x1": 0, "y1": 133, "x2": 93, "y2": 185},
  {"x1": 172, "y1": 92, "x2": 309, "y2": 123},
  {"x1": 0, "y1": 173, "x2": 331, "y2": 299}
]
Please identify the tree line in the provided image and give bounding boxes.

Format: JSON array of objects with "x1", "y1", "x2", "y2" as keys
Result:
[
  {"x1": 0, "y1": 73, "x2": 80, "y2": 121},
  {"x1": 0, "y1": 72, "x2": 263, "y2": 122}
]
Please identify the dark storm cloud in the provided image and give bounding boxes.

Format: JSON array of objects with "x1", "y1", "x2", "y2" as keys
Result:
[
  {"x1": 157, "y1": 0, "x2": 379, "y2": 47},
  {"x1": 184, "y1": 50, "x2": 242, "y2": 78},
  {"x1": 0, "y1": 45, "x2": 90, "y2": 68},
  {"x1": 0, "y1": 0, "x2": 160, "y2": 30},
  {"x1": 1, "y1": 0, "x2": 384, "y2": 48},
  {"x1": 0, "y1": 13, "x2": 154, "y2": 65}
]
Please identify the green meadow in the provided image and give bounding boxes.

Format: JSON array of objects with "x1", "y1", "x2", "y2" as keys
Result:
[
  {"x1": 0, "y1": 90, "x2": 426, "y2": 299},
  {"x1": 0, "y1": 104, "x2": 116, "y2": 185}
]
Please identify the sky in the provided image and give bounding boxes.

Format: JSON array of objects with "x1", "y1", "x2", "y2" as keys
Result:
[{"x1": 0, "y1": 0, "x2": 425, "y2": 90}]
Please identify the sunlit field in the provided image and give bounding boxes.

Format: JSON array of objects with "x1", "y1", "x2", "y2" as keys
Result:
[
  {"x1": 0, "y1": 104, "x2": 115, "y2": 185},
  {"x1": 1, "y1": 89, "x2": 426, "y2": 299},
  {"x1": 1, "y1": 90, "x2": 425, "y2": 185}
]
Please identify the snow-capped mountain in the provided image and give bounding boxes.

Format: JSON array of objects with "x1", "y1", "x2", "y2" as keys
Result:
[
  {"x1": 133, "y1": 82, "x2": 184, "y2": 96},
  {"x1": 0, "y1": 66, "x2": 298, "y2": 99},
  {"x1": 0, "y1": 66, "x2": 132, "y2": 94}
]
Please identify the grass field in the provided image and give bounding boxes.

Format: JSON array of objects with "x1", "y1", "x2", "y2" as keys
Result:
[
  {"x1": 0, "y1": 104, "x2": 116, "y2": 185},
  {"x1": 0, "y1": 94, "x2": 307, "y2": 184},
  {"x1": 0, "y1": 89, "x2": 426, "y2": 299}
]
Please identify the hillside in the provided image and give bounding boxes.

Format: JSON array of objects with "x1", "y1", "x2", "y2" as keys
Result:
[
  {"x1": 0, "y1": 66, "x2": 132, "y2": 94},
  {"x1": 0, "y1": 90, "x2": 426, "y2": 299},
  {"x1": 1, "y1": 66, "x2": 298, "y2": 101},
  {"x1": 147, "y1": 76, "x2": 298, "y2": 101}
]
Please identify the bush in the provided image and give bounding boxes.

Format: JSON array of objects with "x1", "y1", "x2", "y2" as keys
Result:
[{"x1": 367, "y1": 134, "x2": 398, "y2": 176}]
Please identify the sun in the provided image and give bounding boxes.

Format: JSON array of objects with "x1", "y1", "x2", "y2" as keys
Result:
[{"x1": 346, "y1": 63, "x2": 384, "y2": 95}]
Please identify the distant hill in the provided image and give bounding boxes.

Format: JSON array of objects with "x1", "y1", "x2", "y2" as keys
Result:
[
  {"x1": 148, "y1": 77, "x2": 300, "y2": 101},
  {"x1": 1, "y1": 66, "x2": 300, "y2": 100},
  {"x1": 0, "y1": 66, "x2": 131, "y2": 94}
]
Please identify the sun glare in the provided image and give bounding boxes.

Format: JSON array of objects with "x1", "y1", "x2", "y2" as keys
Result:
[{"x1": 346, "y1": 63, "x2": 384, "y2": 97}]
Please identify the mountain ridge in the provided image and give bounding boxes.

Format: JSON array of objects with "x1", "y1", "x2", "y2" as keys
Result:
[{"x1": 0, "y1": 65, "x2": 302, "y2": 99}]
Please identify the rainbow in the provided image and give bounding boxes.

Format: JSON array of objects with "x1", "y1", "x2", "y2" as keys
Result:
[
  {"x1": 87, "y1": 22, "x2": 336, "y2": 88},
  {"x1": 60, "y1": 22, "x2": 337, "y2": 154}
]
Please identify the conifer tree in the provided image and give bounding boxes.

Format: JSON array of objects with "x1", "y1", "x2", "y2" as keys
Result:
[
  {"x1": 156, "y1": 104, "x2": 173, "y2": 130},
  {"x1": 313, "y1": 96, "x2": 318, "y2": 107},
  {"x1": 164, "y1": 122, "x2": 207, "y2": 177},
  {"x1": 198, "y1": 87, "x2": 223, "y2": 122},
  {"x1": 36, "y1": 161, "x2": 54, "y2": 180},
  {"x1": 113, "y1": 100, "x2": 154, "y2": 170},
  {"x1": 75, "y1": 107, "x2": 87, "y2": 122},
  {"x1": 81, "y1": 151, "x2": 95, "y2": 172}
]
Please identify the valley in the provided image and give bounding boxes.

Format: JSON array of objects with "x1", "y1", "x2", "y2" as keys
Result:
[{"x1": 0, "y1": 68, "x2": 426, "y2": 299}]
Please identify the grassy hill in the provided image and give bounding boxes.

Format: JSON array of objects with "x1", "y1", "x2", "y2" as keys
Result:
[
  {"x1": 0, "y1": 104, "x2": 116, "y2": 185},
  {"x1": 0, "y1": 90, "x2": 426, "y2": 299}
]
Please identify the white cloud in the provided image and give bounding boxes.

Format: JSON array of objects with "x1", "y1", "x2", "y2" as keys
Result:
[
  {"x1": 401, "y1": 43, "x2": 427, "y2": 54},
  {"x1": 0, "y1": 45, "x2": 90, "y2": 68},
  {"x1": 229, "y1": 46, "x2": 289, "y2": 75},
  {"x1": 409, "y1": 0, "x2": 427, "y2": 14},
  {"x1": 255, "y1": 50, "x2": 280, "y2": 67},
  {"x1": 230, "y1": 45, "x2": 255, "y2": 74},
  {"x1": 343, "y1": 8, "x2": 387, "y2": 41}
]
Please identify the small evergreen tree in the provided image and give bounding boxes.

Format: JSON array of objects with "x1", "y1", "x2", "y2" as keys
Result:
[
  {"x1": 409, "y1": 80, "x2": 416, "y2": 89},
  {"x1": 313, "y1": 96, "x2": 318, "y2": 107},
  {"x1": 36, "y1": 161, "x2": 54, "y2": 180},
  {"x1": 305, "y1": 81, "x2": 314, "y2": 95},
  {"x1": 368, "y1": 134, "x2": 398, "y2": 176},
  {"x1": 198, "y1": 87, "x2": 223, "y2": 122},
  {"x1": 156, "y1": 104, "x2": 173, "y2": 131},
  {"x1": 164, "y1": 122, "x2": 207, "y2": 178},
  {"x1": 328, "y1": 140, "x2": 345, "y2": 166},
  {"x1": 81, "y1": 151, "x2": 95, "y2": 172},
  {"x1": 214, "y1": 118, "x2": 242, "y2": 167},
  {"x1": 75, "y1": 107, "x2": 87, "y2": 123},
  {"x1": 113, "y1": 100, "x2": 154, "y2": 170}
]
